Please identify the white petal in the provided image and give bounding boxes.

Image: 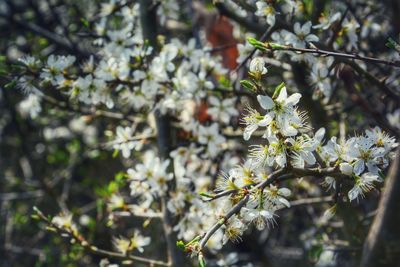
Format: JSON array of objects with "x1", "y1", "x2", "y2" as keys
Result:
[
  {"x1": 258, "y1": 114, "x2": 273, "y2": 126},
  {"x1": 257, "y1": 95, "x2": 274, "y2": 110},
  {"x1": 362, "y1": 172, "x2": 381, "y2": 183},
  {"x1": 315, "y1": 127, "x2": 325, "y2": 142},
  {"x1": 285, "y1": 93, "x2": 301, "y2": 106},
  {"x1": 278, "y1": 188, "x2": 291, "y2": 197},
  {"x1": 348, "y1": 186, "x2": 361, "y2": 202},
  {"x1": 276, "y1": 87, "x2": 287, "y2": 102},
  {"x1": 279, "y1": 197, "x2": 291, "y2": 208},
  {"x1": 366, "y1": 162, "x2": 379, "y2": 175},
  {"x1": 244, "y1": 124, "x2": 258, "y2": 140},
  {"x1": 302, "y1": 21, "x2": 312, "y2": 35},
  {"x1": 306, "y1": 34, "x2": 319, "y2": 43},
  {"x1": 302, "y1": 152, "x2": 316, "y2": 165},
  {"x1": 208, "y1": 96, "x2": 219, "y2": 106},
  {"x1": 353, "y1": 159, "x2": 365, "y2": 175},
  {"x1": 260, "y1": 210, "x2": 273, "y2": 219},
  {"x1": 276, "y1": 153, "x2": 287, "y2": 167},
  {"x1": 339, "y1": 163, "x2": 353, "y2": 175},
  {"x1": 294, "y1": 22, "x2": 301, "y2": 35},
  {"x1": 281, "y1": 122, "x2": 298, "y2": 136}
]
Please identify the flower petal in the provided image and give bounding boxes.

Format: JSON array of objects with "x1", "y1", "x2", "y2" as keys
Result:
[{"x1": 257, "y1": 95, "x2": 274, "y2": 110}]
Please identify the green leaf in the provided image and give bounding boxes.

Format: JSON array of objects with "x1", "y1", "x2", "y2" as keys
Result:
[
  {"x1": 186, "y1": 235, "x2": 201, "y2": 246},
  {"x1": 386, "y1": 37, "x2": 400, "y2": 53},
  {"x1": 218, "y1": 76, "x2": 231, "y2": 88},
  {"x1": 198, "y1": 253, "x2": 206, "y2": 267},
  {"x1": 246, "y1": 37, "x2": 267, "y2": 51},
  {"x1": 240, "y1": 79, "x2": 256, "y2": 92},
  {"x1": 80, "y1": 18, "x2": 90, "y2": 28},
  {"x1": 378, "y1": 171, "x2": 386, "y2": 181},
  {"x1": 115, "y1": 171, "x2": 127, "y2": 182},
  {"x1": 308, "y1": 244, "x2": 323, "y2": 263},
  {"x1": 272, "y1": 82, "x2": 285, "y2": 99},
  {"x1": 199, "y1": 192, "x2": 215, "y2": 198},
  {"x1": 5, "y1": 80, "x2": 17, "y2": 90}
]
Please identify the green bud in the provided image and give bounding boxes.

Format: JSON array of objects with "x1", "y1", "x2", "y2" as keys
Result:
[
  {"x1": 45, "y1": 226, "x2": 57, "y2": 232},
  {"x1": 176, "y1": 240, "x2": 186, "y2": 250},
  {"x1": 31, "y1": 214, "x2": 40, "y2": 220},
  {"x1": 246, "y1": 37, "x2": 259, "y2": 46},
  {"x1": 246, "y1": 37, "x2": 267, "y2": 51},
  {"x1": 112, "y1": 149, "x2": 119, "y2": 158},
  {"x1": 268, "y1": 42, "x2": 286, "y2": 50}
]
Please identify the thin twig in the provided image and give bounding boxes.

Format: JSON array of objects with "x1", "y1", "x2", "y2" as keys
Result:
[
  {"x1": 112, "y1": 210, "x2": 163, "y2": 219},
  {"x1": 339, "y1": 58, "x2": 400, "y2": 100},
  {"x1": 40, "y1": 94, "x2": 136, "y2": 122},
  {"x1": 203, "y1": 167, "x2": 340, "y2": 202},
  {"x1": 199, "y1": 194, "x2": 250, "y2": 249},
  {"x1": 288, "y1": 196, "x2": 333, "y2": 208},
  {"x1": 263, "y1": 43, "x2": 400, "y2": 68},
  {"x1": 0, "y1": 190, "x2": 44, "y2": 201},
  {"x1": 33, "y1": 208, "x2": 170, "y2": 267},
  {"x1": 198, "y1": 166, "x2": 343, "y2": 249},
  {"x1": 232, "y1": 25, "x2": 275, "y2": 75}
]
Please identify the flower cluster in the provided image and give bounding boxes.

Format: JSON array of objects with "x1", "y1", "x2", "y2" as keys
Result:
[
  {"x1": 190, "y1": 81, "x2": 397, "y2": 254},
  {"x1": 320, "y1": 127, "x2": 397, "y2": 201},
  {"x1": 113, "y1": 231, "x2": 151, "y2": 254}
]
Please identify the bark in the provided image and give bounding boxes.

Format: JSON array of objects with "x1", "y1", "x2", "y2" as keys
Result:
[
  {"x1": 139, "y1": 1, "x2": 182, "y2": 266},
  {"x1": 359, "y1": 148, "x2": 400, "y2": 267}
]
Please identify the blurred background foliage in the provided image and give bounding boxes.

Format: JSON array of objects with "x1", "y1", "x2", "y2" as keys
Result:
[{"x1": 0, "y1": 0, "x2": 400, "y2": 266}]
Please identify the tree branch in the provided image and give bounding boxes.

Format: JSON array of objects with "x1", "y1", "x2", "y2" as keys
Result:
[
  {"x1": 360, "y1": 148, "x2": 400, "y2": 267},
  {"x1": 262, "y1": 42, "x2": 400, "y2": 68},
  {"x1": 33, "y1": 207, "x2": 170, "y2": 267}
]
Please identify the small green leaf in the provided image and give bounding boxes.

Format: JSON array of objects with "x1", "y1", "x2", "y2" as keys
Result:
[
  {"x1": 308, "y1": 244, "x2": 323, "y2": 263},
  {"x1": 80, "y1": 18, "x2": 90, "y2": 28},
  {"x1": 272, "y1": 82, "x2": 285, "y2": 99},
  {"x1": 199, "y1": 192, "x2": 215, "y2": 198},
  {"x1": 115, "y1": 171, "x2": 127, "y2": 182},
  {"x1": 218, "y1": 76, "x2": 231, "y2": 88},
  {"x1": 5, "y1": 80, "x2": 17, "y2": 90},
  {"x1": 386, "y1": 37, "x2": 400, "y2": 53},
  {"x1": 198, "y1": 253, "x2": 206, "y2": 267},
  {"x1": 186, "y1": 235, "x2": 201, "y2": 246},
  {"x1": 246, "y1": 37, "x2": 267, "y2": 51},
  {"x1": 112, "y1": 149, "x2": 119, "y2": 158},
  {"x1": 240, "y1": 79, "x2": 256, "y2": 92},
  {"x1": 378, "y1": 171, "x2": 386, "y2": 181}
]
